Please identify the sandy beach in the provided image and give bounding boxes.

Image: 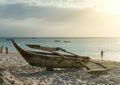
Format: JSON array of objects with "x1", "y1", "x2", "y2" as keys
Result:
[{"x1": 0, "y1": 51, "x2": 120, "y2": 85}]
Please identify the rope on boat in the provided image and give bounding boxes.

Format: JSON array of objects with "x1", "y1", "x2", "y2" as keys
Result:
[{"x1": 58, "y1": 48, "x2": 80, "y2": 58}]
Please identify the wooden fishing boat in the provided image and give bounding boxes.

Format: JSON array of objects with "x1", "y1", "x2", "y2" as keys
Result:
[{"x1": 12, "y1": 40, "x2": 90, "y2": 70}]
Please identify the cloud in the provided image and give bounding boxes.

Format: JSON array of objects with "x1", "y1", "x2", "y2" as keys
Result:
[
  {"x1": 0, "y1": 0, "x2": 6, "y2": 4},
  {"x1": 0, "y1": 0, "x2": 108, "y2": 21},
  {"x1": 0, "y1": 0, "x2": 120, "y2": 37},
  {"x1": 0, "y1": 0, "x2": 98, "y2": 9},
  {"x1": 0, "y1": 3, "x2": 81, "y2": 22},
  {"x1": 0, "y1": 8, "x2": 119, "y2": 37},
  {"x1": 0, "y1": 18, "x2": 76, "y2": 37},
  {"x1": 0, "y1": 26, "x2": 27, "y2": 37}
]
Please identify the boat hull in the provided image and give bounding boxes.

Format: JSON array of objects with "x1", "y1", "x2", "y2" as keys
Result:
[{"x1": 12, "y1": 40, "x2": 90, "y2": 68}]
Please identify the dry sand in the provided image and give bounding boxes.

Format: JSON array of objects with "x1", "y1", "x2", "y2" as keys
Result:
[{"x1": 0, "y1": 51, "x2": 120, "y2": 85}]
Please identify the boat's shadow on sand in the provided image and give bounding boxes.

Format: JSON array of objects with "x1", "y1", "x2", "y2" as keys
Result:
[
  {"x1": 14, "y1": 69, "x2": 81, "y2": 77},
  {"x1": 14, "y1": 68, "x2": 107, "y2": 79},
  {"x1": 16, "y1": 71, "x2": 61, "y2": 77}
]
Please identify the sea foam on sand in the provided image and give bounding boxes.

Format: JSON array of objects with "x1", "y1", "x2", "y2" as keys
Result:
[{"x1": 0, "y1": 51, "x2": 119, "y2": 85}]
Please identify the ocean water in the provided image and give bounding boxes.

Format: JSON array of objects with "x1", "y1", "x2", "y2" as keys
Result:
[{"x1": 0, "y1": 37, "x2": 120, "y2": 61}]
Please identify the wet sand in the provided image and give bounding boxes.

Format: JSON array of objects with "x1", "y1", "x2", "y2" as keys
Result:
[{"x1": 0, "y1": 51, "x2": 120, "y2": 85}]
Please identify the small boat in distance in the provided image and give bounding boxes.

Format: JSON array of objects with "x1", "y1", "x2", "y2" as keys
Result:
[
  {"x1": 12, "y1": 40, "x2": 90, "y2": 70},
  {"x1": 6, "y1": 38, "x2": 13, "y2": 41},
  {"x1": 54, "y1": 40, "x2": 60, "y2": 42},
  {"x1": 63, "y1": 41, "x2": 71, "y2": 43}
]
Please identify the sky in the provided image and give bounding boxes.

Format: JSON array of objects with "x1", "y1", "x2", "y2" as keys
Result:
[{"x1": 0, "y1": 0, "x2": 120, "y2": 37}]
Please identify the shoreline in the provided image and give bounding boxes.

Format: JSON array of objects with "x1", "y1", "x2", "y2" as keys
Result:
[
  {"x1": 0, "y1": 51, "x2": 120, "y2": 84},
  {"x1": 9, "y1": 50, "x2": 120, "y2": 63}
]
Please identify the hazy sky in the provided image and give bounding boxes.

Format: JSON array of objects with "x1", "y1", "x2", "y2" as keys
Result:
[{"x1": 0, "y1": 0, "x2": 120, "y2": 37}]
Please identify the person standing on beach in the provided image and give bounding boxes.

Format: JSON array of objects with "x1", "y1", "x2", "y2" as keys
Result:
[
  {"x1": 5, "y1": 47, "x2": 8, "y2": 54},
  {"x1": 101, "y1": 50, "x2": 104, "y2": 58},
  {"x1": 0, "y1": 46, "x2": 4, "y2": 54}
]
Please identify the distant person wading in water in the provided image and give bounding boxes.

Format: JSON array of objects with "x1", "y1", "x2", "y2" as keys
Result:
[{"x1": 101, "y1": 50, "x2": 104, "y2": 58}]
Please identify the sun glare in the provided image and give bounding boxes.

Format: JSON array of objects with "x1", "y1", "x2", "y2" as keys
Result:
[{"x1": 95, "y1": 0, "x2": 120, "y2": 14}]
